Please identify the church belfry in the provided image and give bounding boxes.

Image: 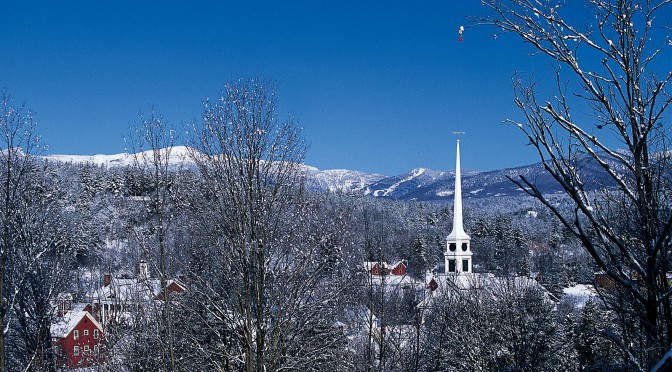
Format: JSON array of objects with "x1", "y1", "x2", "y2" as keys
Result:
[{"x1": 445, "y1": 139, "x2": 472, "y2": 274}]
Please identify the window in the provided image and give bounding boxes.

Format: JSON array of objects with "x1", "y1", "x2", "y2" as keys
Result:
[
  {"x1": 449, "y1": 243, "x2": 456, "y2": 251},
  {"x1": 84, "y1": 345, "x2": 90, "y2": 353},
  {"x1": 83, "y1": 329, "x2": 89, "y2": 336},
  {"x1": 73, "y1": 330, "x2": 79, "y2": 340},
  {"x1": 93, "y1": 329, "x2": 99, "y2": 339},
  {"x1": 73, "y1": 346, "x2": 79, "y2": 356},
  {"x1": 94, "y1": 345, "x2": 99, "y2": 355},
  {"x1": 462, "y1": 259, "x2": 469, "y2": 272},
  {"x1": 448, "y1": 259, "x2": 456, "y2": 272},
  {"x1": 461, "y1": 242, "x2": 468, "y2": 251}
]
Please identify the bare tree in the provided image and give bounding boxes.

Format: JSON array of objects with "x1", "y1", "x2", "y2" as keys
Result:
[
  {"x1": 125, "y1": 108, "x2": 181, "y2": 370},
  {"x1": 187, "y1": 78, "x2": 345, "y2": 371},
  {"x1": 0, "y1": 89, "x2": 78, "y2": 371},
  {"x1": 1, "y1": 89, "x2": 43, "y2": 370},
  {"x1": 478, "y1": 0, "x2": 672, "y2": 368}
]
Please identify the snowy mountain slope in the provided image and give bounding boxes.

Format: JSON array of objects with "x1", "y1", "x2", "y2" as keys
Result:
[
  {"x1": 303, "y1": 166, "x2": 386, "y2": 193},
  {"x1": 45, "y1": 146, "x2": 195, "y2": 168},
  {"x1": 44, "y1": 147, "x2": 384, "y2": 194},
  {"x1": 44, "y1": 148, "x2": 619, "y2": 201},
  {"x1": 362, "y1": 152, "x2": 620, "y2": 201}
]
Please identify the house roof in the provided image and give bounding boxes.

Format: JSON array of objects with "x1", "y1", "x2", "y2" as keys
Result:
[
  {"x1": 87, "y1": 275, "x2": 187, "y2": 304},
  {"x1": 50, "y1": 311, "x2": 102, "y2": 339},
  {"x1": 364, "y1": 261, "x2": 389, "y2": 271},
  {"x1": 87, "y1": 277, "x2": 162, "y2": 303},
  {"x1": 368, "y1": 273, "x2": 419, "y2": 288},
  {"x1": 561, "y1": 284, "x2": 597, "y2": 308}
]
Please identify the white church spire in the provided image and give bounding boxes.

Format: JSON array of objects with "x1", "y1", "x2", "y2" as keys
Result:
[
  {"x1": 448, "y1": 139, "x2": 468, "y2": 240},
  {"x1": 445, "y1": 138, "x2": 472, "y2": 274}
]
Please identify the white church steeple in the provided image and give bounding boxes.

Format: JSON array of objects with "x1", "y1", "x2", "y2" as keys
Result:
[{"x1": 445, "y1": 139, "x2": 472, "y2": 274}]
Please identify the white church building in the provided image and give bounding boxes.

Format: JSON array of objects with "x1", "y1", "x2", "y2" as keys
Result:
[{"x1": 420, "y1": 139, "x2": 552, "y2": 308}]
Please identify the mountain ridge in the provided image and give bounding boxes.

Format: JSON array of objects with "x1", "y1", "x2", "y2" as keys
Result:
[{"x1": 43, "y1": 148, "x2": 613, "y2": 201}]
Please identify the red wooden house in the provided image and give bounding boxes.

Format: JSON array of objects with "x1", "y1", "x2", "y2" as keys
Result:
[
  {"x1": 365, "y1": 260, "x2": 407, "y2": 276},
  {"x1": 368, "y1": 262, "x2": 389, "y2": 276},
  {"x1": 51, "y1": 308, "x2": 105, "y2": 369},
  {"x1": 389, "y1": 260, "x2": 408, "y2": 276}
]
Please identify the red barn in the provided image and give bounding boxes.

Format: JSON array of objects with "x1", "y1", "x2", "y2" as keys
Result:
[{"x1": 51, "y1": 310, "x2": 105, "y2": 369}]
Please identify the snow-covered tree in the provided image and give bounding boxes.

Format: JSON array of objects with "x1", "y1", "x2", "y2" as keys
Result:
[
  {"x1": 124, "y1": 108, "x2": 182, "y2": 370},
  {"x1": 479, "y1": 1, "x2": 672, "y2": 367},
  {"x1": 1, "y1": 90, "x2": 77, "y2": 370},
  {"x1": 420, "y1": 277, "x2": 567, "y2": 371},
  {"x1": 186, "y1": 78, "x2": 347, "y2": 371}
]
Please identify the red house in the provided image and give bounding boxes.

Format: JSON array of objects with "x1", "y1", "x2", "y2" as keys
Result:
[
  {"x1": 155, "y1": 278, "x2": 187, "y2": 301},
  {"x1": 365, "y1": 260, "x2": 408, "y2": 276},
  {"x1": 369, "y1": 262, "x2": 389, "y2": 276},
  {"x1": 51, "y1": 309, "x2": 105, "y2": 369},
  {"x1": 389, "y1": 260, "x2": 408, "y2": 276}
]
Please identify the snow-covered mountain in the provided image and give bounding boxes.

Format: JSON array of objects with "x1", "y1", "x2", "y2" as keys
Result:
[
  {"x1": 363, "y1": 152, "x2": 620, "y2": 201},
  {"x1": 44, "y1": 148, "x2": 617, "y2": 201},
  {"x1": 362, "y1": 165, "x2": 537, "y2": 201},
  {"x1": 45, "y1": 146, "x2": 195, "y2": 169},
  {"x1": 43, "y1": 147, "x2": 383, "y2": 194},
  {"x1": 303, "y1": 166, "x2": 386, "y2": 194}
]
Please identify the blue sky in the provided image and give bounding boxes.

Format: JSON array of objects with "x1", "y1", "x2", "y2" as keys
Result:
[{"x1": 2, "y1": 1, "x2": 669, "y2": 175}]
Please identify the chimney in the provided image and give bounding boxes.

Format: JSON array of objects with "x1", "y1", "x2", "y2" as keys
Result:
[
  {"x1": 57, "y1": 293, "x2": 73, "y2": 317},
  {"x1": 139, "y1": 260, "x2": 149, "y2": 280}
]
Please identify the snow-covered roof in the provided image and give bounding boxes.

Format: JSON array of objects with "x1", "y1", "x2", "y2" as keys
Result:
[
  {"x1": 87, "y1": 274, "x2": 188, "y2": 306},
  {"x1": 389, "y1": 260, "x2": 407, "y2": 268},
  {"x1": 50, "y1": 311, "x2": 102, "y2": 339},
  {"x1": 561, "y1": 284, "x2": 597, "y2": 307},
  {"x1": 87, "y1": 277, "x2": 163, "y2": 303},
  {"x1": 419, "y1": 272, "x2": 553, "y2": 309},
  {"x1": 368, "y1": 274, "x2": 418, "y2": 288}
]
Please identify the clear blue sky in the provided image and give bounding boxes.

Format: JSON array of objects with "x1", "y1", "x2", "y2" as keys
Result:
[{"x1": 2, "y1": 1, "x2": 668, "y2": 175}]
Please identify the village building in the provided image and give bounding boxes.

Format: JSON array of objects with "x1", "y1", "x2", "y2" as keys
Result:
[
  {"x1": 86, "y1": 260, "x2": 187, "y2": 326},
  {"x1": 364, "y1": 260, "x2": 408, "y2": 276},
  {"x1": 50, "y1": 294, "x2": 105, "y2": 369}
]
